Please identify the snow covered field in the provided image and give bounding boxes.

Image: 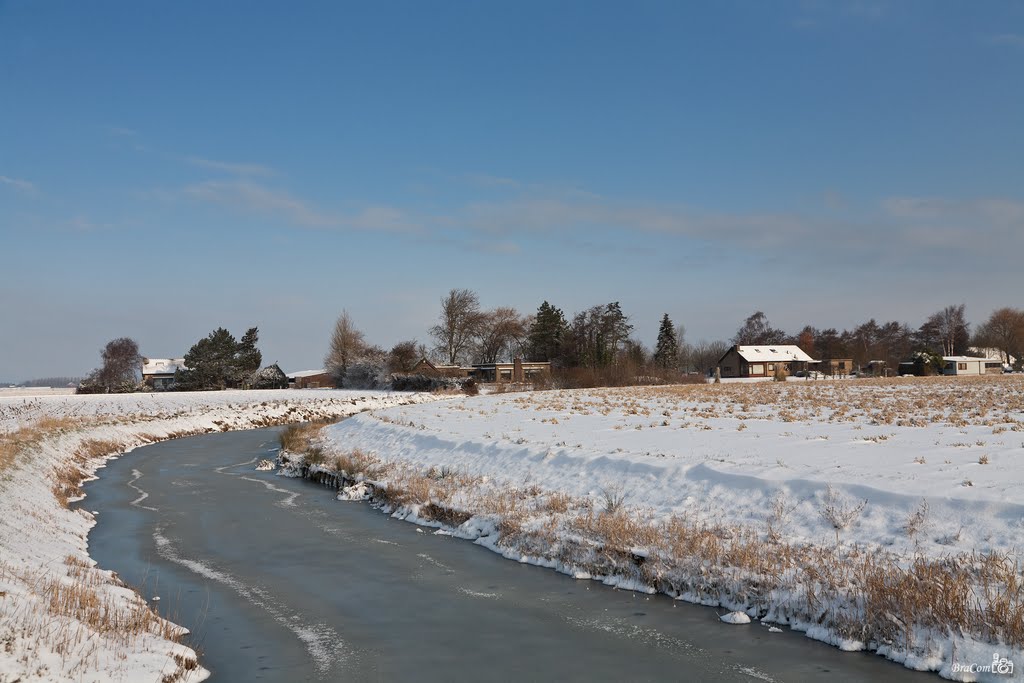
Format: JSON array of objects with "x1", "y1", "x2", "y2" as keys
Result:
[
  {"x1": 0, "y1": 389, "x2": 437, "y2": 682},
  {"x1": 309, "y1": 376, "x2": 1024, "y2": 680}
]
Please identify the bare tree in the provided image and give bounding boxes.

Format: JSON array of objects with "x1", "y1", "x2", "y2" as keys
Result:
[
  {"x1": 81, "y1": 337, "x2": 141, "y2": 393},
  {"x1": 919, "y1": 304, "x2": 969, "y2": 356},
  {"x1": 732, "y1": 311, "x2": 786, "y2": 345},
  {"x1": 430, "y1": 289, "x2": 486, "y2": 365},
  {"x1": 325, "y1": 310, "x2": 367, "y2": 384},
  {"x1": 476, "y1": 307, "x2": 529, "y2": 363},
  {"x1": 387, "y1": 339, "x2": 421, "y2": 374},
  {"x1": 688, "y1": 339, "x2": 730, "y2": 375},
  {"x1": 974, "y1": 307, "x2": 1024, "y2": 366}
]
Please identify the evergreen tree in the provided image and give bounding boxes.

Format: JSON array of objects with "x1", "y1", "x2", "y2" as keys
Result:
[
  {"x1": 653, "y1": 314, "x2": 679, "y2": 369},
  {"x1": 600, "y1": 302, "x2": 632, "y2": 366},
  {"x1": 526, "y1": 301, "x2": 567, "y2": 362},
  {"x1": 235, "y1": 327, "x2": 262, "y2": 382},
  {"x1": 175, "y1": 326, "x2": 263, "y2": 390}
]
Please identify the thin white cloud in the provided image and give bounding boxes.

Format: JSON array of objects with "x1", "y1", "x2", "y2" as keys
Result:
[
  {"x1": 185, "y1": 156, "x2": 275, "y2": 177},
  {"x1": 463, "y1": 172, "x2": 521, "y2": 189},
  {"x1": 440, "y1": 188, "x2": 1023, "y2": 268},
  {"x1": 881, "y1": 196, "x2": 1024, "y2": 254},
  {"x1": 455, "y1": 196, "x2": 819, "y2": 247},
  {"x1": 0, "y1": 175, "x2": 38, "y2": 196},
  {"x1": 106, "y1": 125, "x2": 139, "y2": 137},
  {"x1": 882, "y1": 196, "x2": 1024, "y2": 224},
  {"x1": 986, "y1": 33, "x2": 1024, "y2": 48},
  {"x1": 181, "y1": 180, "x2": 417, "y2": 232}
]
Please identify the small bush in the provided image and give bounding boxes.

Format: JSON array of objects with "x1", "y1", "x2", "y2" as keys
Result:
[{"x1": 279, "y1": 423, "x2": 324, "y2": 453}]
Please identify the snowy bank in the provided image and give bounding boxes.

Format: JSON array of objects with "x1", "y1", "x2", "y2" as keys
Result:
[
  {"x1": 304, "y1": 377, "x2": 1024, "y2": 680},
  {"x1": 0, "y1": 389, "x2": 438, "y2": 682}
]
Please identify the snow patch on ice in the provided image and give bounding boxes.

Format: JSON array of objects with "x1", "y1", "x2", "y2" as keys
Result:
[
  {"x1": 127, "y1": 468, "x2": 158, "y2": 511},
  {"x1": 720, "y1": 611, "x2": 752, "y2": 624},
  {"x1": 457, "y1": 587, "x2": 499, "y2": 599},
  {"x1": 240, "y1": 476, "x2": 300, "y2": 507}
]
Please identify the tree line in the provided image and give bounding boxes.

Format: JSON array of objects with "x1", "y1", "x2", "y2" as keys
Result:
[
  {"x1": 326, "y1": 293, "x2": 1024, "y2": 388},
  {"x1": 77, "y1": 295, "x2": 1024, "y2": 393},
  {"x1": 78, "y1": 327, "x2": 284, "y2": 393},
  {"x1": 326, "y1": 290, "x2": 726, "y2": 388},
  {"x1": 732, "y1": 305, "x2": 1023, "y2": 371}
]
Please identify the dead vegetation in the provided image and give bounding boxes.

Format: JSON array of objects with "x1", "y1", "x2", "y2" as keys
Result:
[
  {"x1": 0, "y1": 558, "x2": 199, "y2": 679},
  {"x1": 52, "y1": 438, "x2": 126, "y2": 507},
  {"x1": 0, "y1": 416, "x2": 79, "y2": 472}
]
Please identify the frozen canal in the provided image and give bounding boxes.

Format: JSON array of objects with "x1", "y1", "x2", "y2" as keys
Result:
[{"x1": 81, "y1": 428, "x2": 929, "y2": 682}]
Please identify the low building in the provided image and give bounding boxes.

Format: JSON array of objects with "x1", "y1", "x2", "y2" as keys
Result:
[
  {"x1": 411, "y1": 357, "x2": 552, "y2": 383},
  {"x1": 819, "y1": 358, "x2": 854, "y2": 377},
  {"x1": 142, "y1": 358, "x2": 186, "y2": 390},
  {"x1": 411, "y1": 358, "x2": 470, "y2": 378},
  {"x1": 287, "y1": 369, "x2": 335, "y2": 389},
  {"x1": 864, "y1": 360, "x2": 890, "y2": 377},
  {"x1": 250, "y1": 364, "x2": 288, "y2": 390},
  {"x1": 717, "y1": 345, "x2": 816, "y2": 379},
  {"x1": 470, "y1": 359, "x2": 551, "y2": 384},
  {"x1": 968, "y1": 347, "x2": 1017, "y2": 367},
  {"x1": 942, "y1": 356, "x2": 1001, "y2": 376}
]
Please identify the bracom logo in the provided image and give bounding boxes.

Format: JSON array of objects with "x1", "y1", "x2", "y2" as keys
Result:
[{"x1": 951, "y1": 653, "x2": 1014, "y2": 676}]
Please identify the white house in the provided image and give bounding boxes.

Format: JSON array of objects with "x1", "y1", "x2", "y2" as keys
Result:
[
  {"x1": 968, "y1": 347, "x2": 1017, "y2": 367},
  {"x1": 717, "y1": 345, "x2": 817, "y2": 378},
  {"x1": 142, "y1": 358, "x2": 186, "y2": 390},
  {"x1": 941, "y1": 356, "x2": 1000, "y2": 376}
]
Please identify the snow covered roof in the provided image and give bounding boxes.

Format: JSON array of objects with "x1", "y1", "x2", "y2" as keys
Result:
[
  {"x1": 733, "y1": 345, "x2": 816, "y2": 363},
  {"x1": 968, "y1": 347, "x2": 1017, "y2": 364},
  {"x1": 942, "y1": 356, "x2": 990, "y2": 363},
  {"x1": 142, "y1": 358, "x2": 186, "y2": 376},
  {"x1": 287, "y1": 369, "x2": 329, "y2": 379}
]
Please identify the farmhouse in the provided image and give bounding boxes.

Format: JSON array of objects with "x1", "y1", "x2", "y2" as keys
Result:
[
  {"x1": 942, "y1": 356, "x2": 1002, "y2": 376},
  {"x1": 287, "y1": 369, "x2": 335, "y2": 389},
  {"x1": 717, "y1": 345, "x2": 816, "y2": 379},
  {"x1": 141, "y1": 358, "x2": 186, "y2": 390}
]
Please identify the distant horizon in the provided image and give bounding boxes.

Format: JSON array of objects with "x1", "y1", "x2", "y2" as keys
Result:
[{"x1": 3, "y1": 2, "x2": 1021, "y2": 379}]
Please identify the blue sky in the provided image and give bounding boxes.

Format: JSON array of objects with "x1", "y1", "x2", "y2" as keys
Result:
[{"x1": 2, "y1": 1, "x2": 1022, "y2": 380}]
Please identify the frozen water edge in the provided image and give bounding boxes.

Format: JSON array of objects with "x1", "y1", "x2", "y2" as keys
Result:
[
  {"x1": 306, "y1": 380, "x2": 1024, "y2": 682},
  {"x1": 0, "y1": 389, "x2": 441, "y2": 682}
]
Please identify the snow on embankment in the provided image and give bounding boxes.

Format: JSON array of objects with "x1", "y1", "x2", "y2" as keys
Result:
[
  {"x1": 312, "y1": 379, "x2": 1024, "y2": 680},
  {"x1": 0, "y1": 389, "x2": 437, "y2": 682}
]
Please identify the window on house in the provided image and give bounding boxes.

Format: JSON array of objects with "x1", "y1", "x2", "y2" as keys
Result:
[
  {"x1": 838, "y1": 361, "x2": 846, "y2": 369},
  {"x1": 958, "y1": 363, "x2": 967, "y2": 371},
  {"x1": 767, "y1": 364, "x2": 775, "y2": 371}
]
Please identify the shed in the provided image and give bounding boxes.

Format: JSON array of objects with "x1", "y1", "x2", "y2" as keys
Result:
[{"x1": 287, "y1": 369, "x2": 335, "y2": 389}]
